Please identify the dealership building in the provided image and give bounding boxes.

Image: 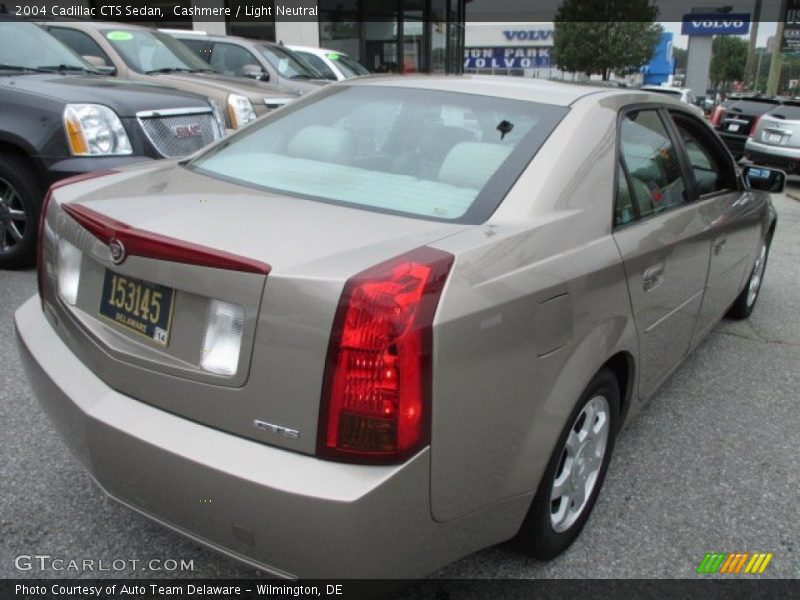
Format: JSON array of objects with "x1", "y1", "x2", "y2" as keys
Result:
[{"x1": 72, "y1": 0, "x2": 466, "y2": 74}]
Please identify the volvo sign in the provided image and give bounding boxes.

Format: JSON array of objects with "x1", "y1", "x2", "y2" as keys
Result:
[{"x1": 681, "y1": 13, "x2": 750, "y2": 36}]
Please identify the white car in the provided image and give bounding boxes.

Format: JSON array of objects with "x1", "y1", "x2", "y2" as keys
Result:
[
  {"x1": 288, "y1": 45, "x2": 370, "y2": 81},
  {"x1": 640, "y1": 85, "x2": 705, "y2": 118}
]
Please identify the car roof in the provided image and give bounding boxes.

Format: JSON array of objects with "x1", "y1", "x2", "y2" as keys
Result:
[
  {"x1": 348, "y1": 75, "x2": 673, "y2": 107},
  {"x1": 641, "y1": 85, "x2": 688, "y2": 92},
  {"x1": 170, "y1": 31, "x2": 279, "y2": 47},
  {"x1": 289, "y1": 45, "x2": 347, "y2": 56}
]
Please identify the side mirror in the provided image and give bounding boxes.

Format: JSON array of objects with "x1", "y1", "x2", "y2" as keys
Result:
[
  {"x1": 241, "y1": 64, "x2": 268, "y2": 81},
  {"x1": 83, "y1": 55, "x2": 116, "y2": 75},
  {"x1": 743, "y1": 165, "x2": 786, "y2": 193}
]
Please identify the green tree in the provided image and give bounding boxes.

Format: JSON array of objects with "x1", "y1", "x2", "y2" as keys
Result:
[
  {"x1": 709, "y1": 36, "x2": 748, "y2": 89},
  {"x1": 554, "y1": 0, "x2": 663, "y2": 80}
]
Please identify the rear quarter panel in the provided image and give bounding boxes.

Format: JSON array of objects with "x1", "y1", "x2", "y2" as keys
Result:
[{"x1": 429, "y1": 95, "x2": 640, "y2": 523}]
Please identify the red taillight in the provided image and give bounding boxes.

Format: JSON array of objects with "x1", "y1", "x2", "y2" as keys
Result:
[
  {"x1": 317, "y1": 246, "x2": 454, "y2": 464},
  {"x1": 710, "y1": 106, "x2": 726, "y2": 127},
  {"x1": 37, "y1": 170, "x2": 117, "y2": 307},
  {"x1": 61, "y1": 204, "x2": 271, "y2": 275},
  {"x1": 749, "y1": 115, "x2": 762, "y2": 138}
]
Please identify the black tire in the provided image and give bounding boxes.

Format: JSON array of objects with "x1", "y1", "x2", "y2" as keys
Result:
[
  {"x1": 726, "y1": 236, "x2": 771, "y2": 320},
  {"x1": 515, "y1": 368, "x2": 621, "y2": 560},
  {"x1": 0, "y1": 152, "x2": 42, "y2": 269}
]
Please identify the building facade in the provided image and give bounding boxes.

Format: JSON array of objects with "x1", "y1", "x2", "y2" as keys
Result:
[{"x1": 83, "y1": 0, "x2": 465, "y2": 74}]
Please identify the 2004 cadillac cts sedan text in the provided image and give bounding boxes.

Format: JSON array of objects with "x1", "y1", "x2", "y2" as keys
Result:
[{"x1": 15, "y1": 76, "x2": 782, "y2": 578}]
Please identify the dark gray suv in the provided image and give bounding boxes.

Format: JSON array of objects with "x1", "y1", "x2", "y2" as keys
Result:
[{"x1": 0, "y1": 18, "x2": 222, "y2": 268}]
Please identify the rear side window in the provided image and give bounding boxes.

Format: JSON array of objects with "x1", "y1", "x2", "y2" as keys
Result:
[
  {"x1": 191, "y1": 86, "x2": 567, "y2": 223},
  {"x1": 618, "y1": 109, "x2": 686, "y2": 220},
  {"x1": 766, "y1": 104, "x2": 800, "y2": 120},
  {"x1": 210, "y1": 42, "x2": 260, "y2": 76},
  {"x1": 48, "y1": 27, "x2": 112, "y2": 67},
  {"x1": 179, "y1": 38, "x2": 213, "y2": 64}
]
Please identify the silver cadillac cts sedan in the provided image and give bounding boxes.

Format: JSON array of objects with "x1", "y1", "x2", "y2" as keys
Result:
[{"x1": 15, "y1": 76, "x2": 781, "y2": 578}]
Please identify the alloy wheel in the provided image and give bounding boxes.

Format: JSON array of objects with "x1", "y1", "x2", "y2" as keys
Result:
[
  {"x1": 0, "y1": 176, "x2": 27, "y2": 255},
  {"x1": 550, "y1": 395, "x2": 610, "y2": 533},
  {"x1": 747, "y1": 242, "x2": 767, "y2": 308}
]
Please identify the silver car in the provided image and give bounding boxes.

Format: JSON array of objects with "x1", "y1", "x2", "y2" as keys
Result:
[
  {"x1": 745, "y1": 102, "x2": 800, "y2": 175},
  {"x1": 15, "y1": 77, "x2": 782, "y2": 578}
]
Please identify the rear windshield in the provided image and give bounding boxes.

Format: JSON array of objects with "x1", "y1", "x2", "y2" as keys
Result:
[
  {"x1": 766, "y1": 104, "x2": 800, "y2": 120},
  {"x1": 190, "y1": 85, "x2": 567, "y2": 223}
]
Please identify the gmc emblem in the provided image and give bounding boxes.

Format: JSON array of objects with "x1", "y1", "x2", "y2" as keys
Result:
[{"x1": 172, "y1": 124, "x2": 202, "y2": 139}]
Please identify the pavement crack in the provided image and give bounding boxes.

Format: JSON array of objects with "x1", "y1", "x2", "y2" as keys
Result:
[{"x1": 713, "y1": 329, "x2": 800, "y2": 348}]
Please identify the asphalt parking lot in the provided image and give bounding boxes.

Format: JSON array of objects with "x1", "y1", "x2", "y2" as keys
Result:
[{"x1": 1, "y1": 191, "x2": 798, "y2": 585}]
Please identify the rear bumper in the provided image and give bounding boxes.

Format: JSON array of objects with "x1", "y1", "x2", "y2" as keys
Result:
[
  {"x1": 14, "y1": 297, "x2": 525, "y2": 578},
  {"x1": 744, "y1": 139, "x2": 800, "y2": 174}
]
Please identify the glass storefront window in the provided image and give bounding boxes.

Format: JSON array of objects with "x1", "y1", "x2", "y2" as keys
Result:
[
  {"x1": 225, "y1": 0, "x2": 276, "y2": 40},
  {"x1": 319, "y1": 0, "x2": 464, "y2": 75}
]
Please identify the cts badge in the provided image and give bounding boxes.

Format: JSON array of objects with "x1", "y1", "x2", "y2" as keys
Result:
[
  {"x1": 253, "y1": 419, "x2": 299, "y2": 439},
  {"x1": 172, "y1": 124, "x2": 202, "y2": 139},
  {"x1": 108, "y1": 238, "x2": 126, "y2": 265}
]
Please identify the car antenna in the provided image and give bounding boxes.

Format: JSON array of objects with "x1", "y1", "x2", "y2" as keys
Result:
[{"x1": 497, "y1": 120, "x2": 514, "y2": 140}]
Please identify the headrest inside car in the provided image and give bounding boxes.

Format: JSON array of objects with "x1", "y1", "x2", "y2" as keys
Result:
[
  {"x1": 287, "y1": 125, "x2": 356, "y2": 166},
  {"x1": 439, "y1": 142, "x2": 513, "y2": 190}
]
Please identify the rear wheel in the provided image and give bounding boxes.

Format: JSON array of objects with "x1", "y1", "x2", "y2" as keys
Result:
[
  {"x1": 515, "y1": 368, "x2": 620, "y2": 560},
  {"x1": 727, "y1": 237, "x2": 770, "y2": 320},
  {"x1": 0, "y1": 153, "x2": 41, "y2": 269}
]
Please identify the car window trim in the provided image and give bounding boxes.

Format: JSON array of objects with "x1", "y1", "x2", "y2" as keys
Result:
[
  {"x1": 614, "y1": 157, "x2": 642, "y2": 229},
  {"x1": 613, "y1": 102, "x2": 691, "y2": 230},
  {"x1": 666, "y1": 109, "x2": 741, "y2": 202}
]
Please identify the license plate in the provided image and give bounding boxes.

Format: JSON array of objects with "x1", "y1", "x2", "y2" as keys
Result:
[
  {"x1": 99, "y1": 270, "x2": 175, "y2": 346},
  {"x1": 728, "y1": 123, "x2": 740, "y2": 132},
  {"x1": 768, "y1": 133, "x2": 782, "y2": 143}
]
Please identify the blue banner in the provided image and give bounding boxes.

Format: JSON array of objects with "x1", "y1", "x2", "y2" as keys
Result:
[
  {"x1": 681, "y1": 13, "x2": 750, "y2": 36},
  {"x1": 464, "y1": 47, "x2": 553, "y2": 70}
]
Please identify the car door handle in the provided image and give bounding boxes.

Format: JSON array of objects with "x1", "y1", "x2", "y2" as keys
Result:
[
  {"x1": 714, "y1": 238, "x2": 727, "y2": 255},
  {"x1": 643, "y1": 263, "x2": 665, "y2": 292}
]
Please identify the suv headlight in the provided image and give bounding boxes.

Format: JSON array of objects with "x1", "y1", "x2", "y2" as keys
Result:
[
  {"x1": 63, "y1": 104, "x2": 133, "y2": 156},
  {"x1": 208, "y1": 99, "x2": 226, "y2": 138},
  {"x1": 227, "y1": 94, "x2": 257, "y2": 129}
]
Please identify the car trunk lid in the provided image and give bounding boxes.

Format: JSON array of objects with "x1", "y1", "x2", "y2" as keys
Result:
[{"x1": 42, "y1": 162, "x2": 466, "y2": 453}]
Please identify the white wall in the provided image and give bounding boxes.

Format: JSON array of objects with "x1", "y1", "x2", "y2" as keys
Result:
[{"x1": 274, "y1": 21, "x2": 320, "y2": 47}]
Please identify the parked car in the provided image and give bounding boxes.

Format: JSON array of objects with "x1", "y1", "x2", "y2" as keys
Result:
[
  {"x1": 166, "y1": 31, "x2": 330, "y2": 94},
  {"x1": 709, "y1": 94, "x2": 782, "y2": 158},
  {"x1": 640, "y1": 85, "x2": 704, "y2": 118},
  {"x1": 40, "y1": 21, "x2": 300, "y2": 130},
  {"x1": 0, "y1": 17, "x2": 223, "y2": 269},
  {"x1": 288, "y1": 45, "x2": 370, "y2": 81},
  {"x1": 744, "y1": 101, "x2": 800, "y2": 175},
  {"x1": 17, "y1": 78, "x2": 781, "y2": 578}
]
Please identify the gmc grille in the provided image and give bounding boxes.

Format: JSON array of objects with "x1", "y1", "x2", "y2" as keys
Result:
[{"x1": 137, "y1": 108, "x2": 221, "y2": 158}]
